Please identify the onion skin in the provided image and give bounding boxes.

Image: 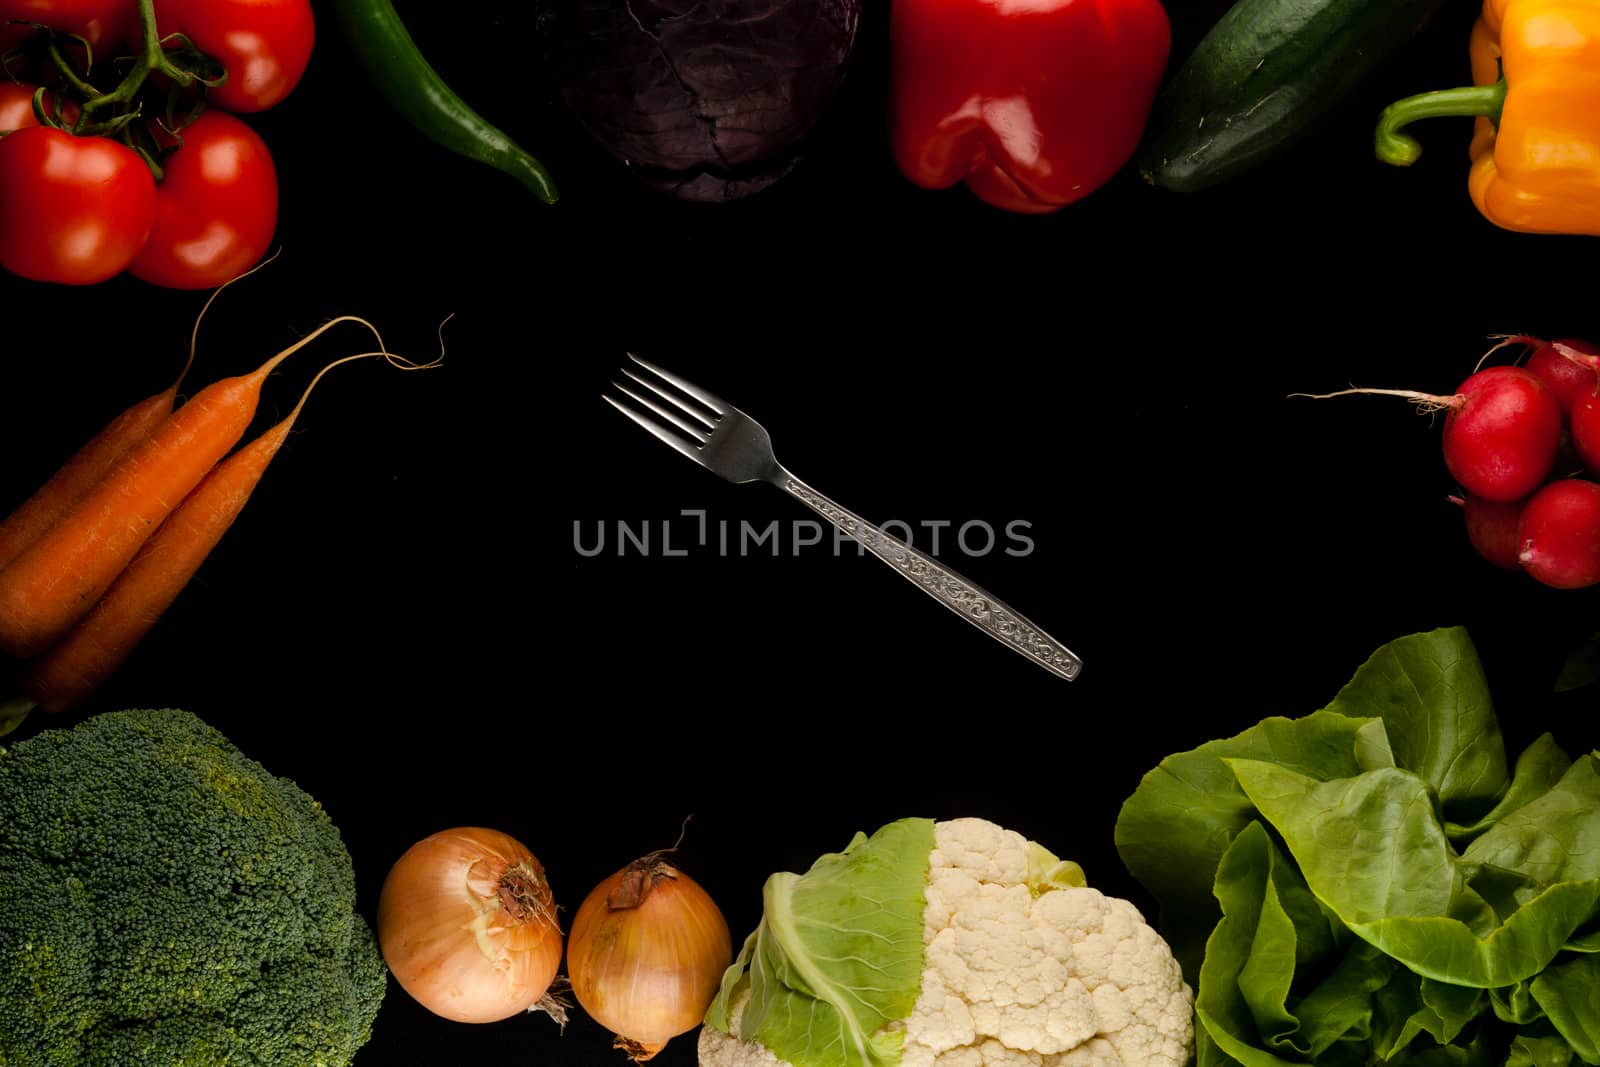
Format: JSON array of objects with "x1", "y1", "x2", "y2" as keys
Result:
[
  {"x1": 568, "y1": 858, "x2": 733, "y2": 1059},
  {"x1": 377, "y1": 827, "x2": 562, "y2": 1024}
]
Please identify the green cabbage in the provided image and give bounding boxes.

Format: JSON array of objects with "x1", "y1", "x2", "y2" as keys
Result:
[{"x1": 705, "y1": 818, "x2": 935, "y2": 1067}]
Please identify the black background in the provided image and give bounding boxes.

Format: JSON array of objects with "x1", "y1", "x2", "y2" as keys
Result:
[{"x1": 2, "y1": 0, "x2": 1597, "y2": 1063}]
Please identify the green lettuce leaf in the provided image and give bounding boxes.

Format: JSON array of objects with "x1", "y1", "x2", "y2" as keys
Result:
[
  {"x1": 1120, "y1": 628, "x2": 1600, "y2": 1067},
  {"x1": 1320, "y1": 626, "x2": 1507, "y2": 824},
  {"x1": 1116, "y1": 628, "x2": 1514, "y2": 983},
  {"x1": 1373, "y1": 969, "x2": 1426, "y2": 1059},
  {"x1": 704, "y1": 818, "x2": 934, "y2": 1067},
  {"x1": 1508, "y1": 1027, "x2": 1579, "y2": 1067},
  {"x1": 1196, "y1": 822, "x2": 1403, "y2": 1066},
  {"x1": 1231, "y1": 760, "x2": 1600, "y2": 988},
  {"x1": 1114, "y1": 711, "x2": 1375, "y2": 979},
  {"x1": 1532, "y1": 956, "x2": 1600, "y2": 1064},
  {"x1": 1463, "y1": 756, "x2": 1600, "y2": 894},
  {"x1": 1388, "y1": 1033, "x2": 1495, "y2": 1066},
  {"x1": 1568, "y1": 926, "x2": 1600, "y2": 953},
  {"x1": 1194, "y1": 822, "x2": 1319, "y2": 1066},
  {"x1": 1418, "y1": 979, "x2": 1486, "y2": 1044},
  {"x1": 1493, "y1": 978, "x2": 1546, "y2": 1026},
  {"x1": 1369, "y1": 968, "x2": 1491, "y2": 1059},
  {"x1": 1448, "y1": 735, "x2": 1573, "y2": 843},
  {"x1": 1291, "y1": 941, "x2": 1395, "y2": 1055}
]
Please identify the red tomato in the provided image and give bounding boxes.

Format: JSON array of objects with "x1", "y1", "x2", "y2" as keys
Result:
[
  {"x1": 0, "y1": 126, "x2": 155, "y2": 284},
  {"x1": 0, "y1": 0, "x2": 131, "y2": 51},
  {"x1": 0, "y1": 83, "x2": 80, "y2": 130},
  {"x1": 129, "y1": 111, "x2": 277, "y2": 289},
  {"x1": 151, "y1": 0, "x2": 314, "y2": 112}
]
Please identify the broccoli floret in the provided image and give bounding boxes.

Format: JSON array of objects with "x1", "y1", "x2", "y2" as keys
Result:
[{"x1": 0, "y1": 709, "x2": 387, "y2": 1066}]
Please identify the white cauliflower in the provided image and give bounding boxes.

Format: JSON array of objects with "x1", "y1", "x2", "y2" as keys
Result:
[{"x1": 699, "y1": 818, "x2": 1193, "y2": 1067}]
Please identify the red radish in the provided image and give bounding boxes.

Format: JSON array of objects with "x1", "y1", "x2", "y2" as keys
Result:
[
  {"x1": 1552, "y1": 431, "x2": 1585, "y2": 480},
  {"x1": 1517, "y1": 479, "x2": 1600, "y2": 589},
  {"x1": 1527, "y1": 339, "x2": 1600, "y2": 415},
  {"x1": 1557, "y1": 342, "x2": 1600, "y2": 477},
  {"x1": 1555, "y1": 342, "x2": 1600, "y2": 479},
  {"x1": 1452, "y1": 494, "x2": 1524, "y2": 571},
  {"x1": 1572, "y1": 396, "x2": 1600, "y2": 475},
  {"x1": 1553, "y1": 339, "x2": 1600, "y2": 375},
  {"x1": 1441, "y1": 367, "x2": 1561, "y2": 502},
  {"x1": 1297, "y1": 367, "x2": 1560, "y2": 502}
]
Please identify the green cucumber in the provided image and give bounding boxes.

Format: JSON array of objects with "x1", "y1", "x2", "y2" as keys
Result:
[{"x1": 1137, "y1": 0, "x2": 1438, "y2": 191}]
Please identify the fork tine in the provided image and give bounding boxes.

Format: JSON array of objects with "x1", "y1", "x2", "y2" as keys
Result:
[
  {"x1": 627, "y1": 353, "x2": 727, "y2": 416},
  {"x1": 611, "y1": 379, "x2": 712, "y2": 441},
  {"x1": 618, "y1": 367, "x2": 719, "y2": 434},
  {"x1": 603, "y1": 395, "x2": 707, "y2": 465}
]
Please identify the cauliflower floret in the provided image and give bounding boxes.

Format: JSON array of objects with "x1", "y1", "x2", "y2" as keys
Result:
[
  {"x1": 700, "y1": 818, "x2": 1193, "y2": 1067},
  {"x1": 903, "y1": 819, "x2": 1192, "y2": 1067}
]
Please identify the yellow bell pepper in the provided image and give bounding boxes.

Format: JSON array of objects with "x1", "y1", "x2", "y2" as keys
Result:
[{"x1": 1375, "y1": 0, "x2": 1600, "y2": 237}]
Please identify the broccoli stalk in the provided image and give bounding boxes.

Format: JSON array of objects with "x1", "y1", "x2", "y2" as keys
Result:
[{"x1": 0, "y1": 709, "x2": 386, "y2": 1066}]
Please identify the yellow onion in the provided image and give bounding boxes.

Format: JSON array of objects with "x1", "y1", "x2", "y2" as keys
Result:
[
  {"x1": 568, "y1": 854, "x2": 733, "y2": 1060},
  {"x1": 377, "y1": 827, "x2": 562, "y2": 1024}
]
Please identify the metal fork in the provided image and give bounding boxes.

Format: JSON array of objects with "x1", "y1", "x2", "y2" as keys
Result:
[{"x1": 603, "y1": 355, "x2": 1082, "y2": 682}]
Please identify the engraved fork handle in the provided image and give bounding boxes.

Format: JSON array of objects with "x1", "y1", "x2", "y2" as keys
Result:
[{"x1": 776, "y1": 471, "x2": 1082, "y2": 681}]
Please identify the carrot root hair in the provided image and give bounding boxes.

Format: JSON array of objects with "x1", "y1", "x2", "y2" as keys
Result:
[
  {"x1": 278, "y1": 346, "x2": 439, "y2": 425},
  {"x1": 250, "y1": 313, "x2": 392, "y2": 386},
  {"x1": 173, "y1": 248, "x2": 285, "y2": 400}
]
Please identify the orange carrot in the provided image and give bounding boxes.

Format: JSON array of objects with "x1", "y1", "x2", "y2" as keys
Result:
[
  {"x1": 0, "y1": 385, "x2": 180, "y2": 571},
  {"x1": 17, "y1": 349, "x2": 414, "y2": 716},
  {"x1": 0, "y1": 315, "x2": 382, "y2": 660},
  {"x1": 0, "y1": 256, "x2": 281, "y2": 570}
]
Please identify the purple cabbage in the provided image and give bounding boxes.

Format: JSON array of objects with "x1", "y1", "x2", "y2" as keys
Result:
[{"x1": 541, "y1": 0, "x2": 862, "y2": 201}]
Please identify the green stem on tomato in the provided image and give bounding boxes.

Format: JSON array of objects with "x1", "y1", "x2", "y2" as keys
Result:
[
  {"x1": 128, "y1": 139, "x2": 165, "y2": 181},
  {"x1": 47, "y1": 43, "x2": 97, "y2": 99},
  {"x1": 28, "y1": 86, "x2": 55, "y2": 129},
  {"x1": 78, "y1": 0, "x2": 201, "y2": 121},
  {"x1": 79, "y1": 0, "x2": 159, "y2": 114},
  {"x1": 1375, "y1": 79, "x2": 1508, "y2": 167}
]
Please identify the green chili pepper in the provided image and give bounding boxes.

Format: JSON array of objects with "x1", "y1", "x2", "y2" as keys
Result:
[{"x1": 332, "y1": 0, "x2": 558, "y2": 203}]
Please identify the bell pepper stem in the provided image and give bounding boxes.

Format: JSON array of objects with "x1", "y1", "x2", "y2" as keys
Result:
[{"x1": 1376, "y1": 79, "x2": 1508, "y2": 166}]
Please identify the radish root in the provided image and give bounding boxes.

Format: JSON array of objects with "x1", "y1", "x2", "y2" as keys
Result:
[
  {"x1": 1556, "y1": 342, "x2": 1600, "y2": 373},
  {"x1": 1289, "y1": 387, "x2": 1464, "y2": 415},
  {"x1": 1478, "y1": 333, "x2": 1545, "y2": 372}
]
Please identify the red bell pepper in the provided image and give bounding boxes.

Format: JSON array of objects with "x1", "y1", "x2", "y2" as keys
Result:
[{"x1": 890, "y1": 0, "x2": 1171, "y2": 214}]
